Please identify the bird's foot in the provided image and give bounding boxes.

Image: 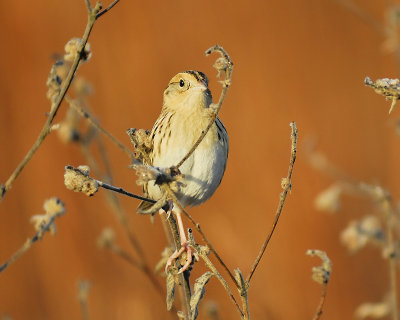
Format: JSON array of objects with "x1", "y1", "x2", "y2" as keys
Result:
[{"x1": 165, "y1": 241, "x2": 198, "y2": 274}]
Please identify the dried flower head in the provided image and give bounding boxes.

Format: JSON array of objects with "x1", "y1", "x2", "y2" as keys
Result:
[
  {"x1": 133, "y1": 164, "x2": 185, "y2": 193},
  {"x1": 340, "y1": 215, "x2": 384, "y2": 253},
  {"x1": 46, "y1": 60, "x2": 69, "y2": 104},
  {"x1": 126, "y1": 128, "x2": 152, "y2": 162},
  {"x1": 97, "y1": 227, "x2": 116, "y2": 249},
  {"x1": 314, "y1": 183, "x2": 342, "y2": 213},
  {"x1": 64, "y1": 165, "x2": 99, "y2": 196},
  {"x1": 381, "y1": 242, "x2": 400, "y2": 260},
  {"x1": 30, "y1": 197, "x2": 65, "y2": 237},
  {"x1": 365, "y1": 76, "x2": 400, "y2": 114},
  {"x1": 355, "y1": 295, "x2": 391, "y2": 319},
  {"x1": 213, "y1": 57, "x2": 229, "y2": 78},
  {"x1": 306, "y1": 249, "x2": 332, "y2": 285},
  {"x1": 57, "y1": 107, "x2": 81, "y2": 143},
  {"x1": 64, "y1": 38, "x2": 92, "y2": 63}
]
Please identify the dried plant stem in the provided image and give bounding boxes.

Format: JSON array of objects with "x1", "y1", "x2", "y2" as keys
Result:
[
  {"x1": 246, "y1": 121, "x2": 298, "y2": 283},
  {"x1": 312, "y1": 282, "x2": 328, "y2": 320},
  {"x1": 160, "y1": 211, "x2": 191, "y2": 318},
  {"x1": 0, "y1": 215, "x2": 60, "y2": 273},
  {"x1": 164, "y1": 186, "x2": 237, "y2": 286},
  {"x1": 77, "y1": 280, "x2": 91, "y2": 320},
  {"x1": 66, "y1": 96, "x2": 134, "y2": 158},
  {"x1": 381, "y1": 198, "x2": 399, "y2": 320},
  {"x1": 389, "y1": 252, "x2": 398, "y2": 320},
  {"x1": 0, "y1": 1, "x2": 117, "y2": 202},
  {"x1": 360, "y1": 184, "x2": 399, "y2": 320},
  {"x1": 234, "y1": 269, "x2": 250, "y2": 320},
  {"x1": 98, "y1": 180, "x2": 156, "y2": 203},
  {"x1": 107, "y1": 243, "x2": 166, "y2": 299},
  {"x1": 333, "y1": 0, "x2": 387, "y2": 36},
  {"x1": 176, "y1": 45, "x2": 233, "y2": 169},
  {"x1": 188, "y1": 236, "x2": 245, "y2": 319},
  {"x1": 80, "y1": 133, "x2": 148, "y2": 262}
]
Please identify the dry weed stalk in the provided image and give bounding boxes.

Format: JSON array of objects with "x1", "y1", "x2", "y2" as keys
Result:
[
  {"x1": 0, "y1": 1, "x2": 120, "y2": 202},
  {"x1": 306, "y1": 250, "x2": 332, "y2": 320},
  {"x1": 333, "y1": 1, "x2": 400, "y2": 71},
  {"x1": 77, "y1": 280, "x2": 92, "y2": 320},
  {"x1": 308, "y1": 146, "x2": 399, "y2": 320},
  {"x1": 0, "y1": 198, "x2": 65, "y2": 273}
]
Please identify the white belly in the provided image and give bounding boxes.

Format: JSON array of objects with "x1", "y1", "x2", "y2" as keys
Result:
[{"x1": 147, "y1": 118, "x2": 227, "y2": 208}]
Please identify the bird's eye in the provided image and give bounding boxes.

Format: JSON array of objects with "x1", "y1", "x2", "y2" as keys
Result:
[{"x1": 179, "y1": 79, "x2": 185, "y2": 87}]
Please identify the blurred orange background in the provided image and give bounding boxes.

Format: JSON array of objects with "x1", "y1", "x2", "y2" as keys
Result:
[{"x1": 0, "y1": 0, "x2": 399, "y2": 319}]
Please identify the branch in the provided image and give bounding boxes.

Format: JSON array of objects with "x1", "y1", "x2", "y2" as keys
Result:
[
  {"x1": 246, "y1": 121, "x2": 298, "y2": 283},
  {"x1": 0, "y1": 198, "x2": 65, "y2": 273},
  {"x1": 176, "y1": 45, "x2": 233, "y2": 169},
  {"x1": 0, "y1": 2, "x2": 117, "y2": 202},
  {"x1": 306, "y1": 249, "x2": 332, "y2": 320}
]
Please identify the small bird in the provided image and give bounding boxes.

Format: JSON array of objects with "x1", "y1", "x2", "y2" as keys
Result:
[{"x1": 138, "y1": 70, "x2": 229, "y2": 272}]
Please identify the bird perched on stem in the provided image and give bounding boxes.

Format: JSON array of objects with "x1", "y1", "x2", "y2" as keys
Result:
[{"x1": 137, "y1": 70, "x2": 229, "y2": 272}]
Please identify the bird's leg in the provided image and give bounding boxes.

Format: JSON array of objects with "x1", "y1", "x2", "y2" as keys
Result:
[{"x1": 165, "y1": 211, "x2": 195, "y2": 274}]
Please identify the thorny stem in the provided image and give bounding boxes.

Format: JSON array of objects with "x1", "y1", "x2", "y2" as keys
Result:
[
  {"x1": 175, "y1": 45, "x2": 233, "y2": 169},
  {"x1": 66, "y1": 96, "x2": 134, "y2": 158},
  {"x1": 246, "y1": 121, "x2": 298, "y2": 283},
  {"x1": 0, "y1": 215, "x2": 61, "y2": 273},
  {"x1": 0, "y1": 1, "x2": 117, "y2": 202},
  {"x1": 312, "y1": 282, "x2": 328, "y2": 320}
]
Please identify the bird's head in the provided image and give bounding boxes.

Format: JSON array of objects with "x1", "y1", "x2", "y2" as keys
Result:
[{"x1": 163, "y1": 71, "x2": 212, "y2": 111}]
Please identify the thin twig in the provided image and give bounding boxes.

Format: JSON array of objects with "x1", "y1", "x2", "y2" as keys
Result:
[
  {"x1": 96, "y1": 0, "x2": 120, "y2": 19},
  {"x1": 188, "y1": 233, "x2": 245, "y2": 319},
  {"x1": 0, "y1": 2, "x2": 114, "y2": 202},
  {"x1": 377, "y1": 190, "x2": 399, "y2": 320},
  {"x1": 333, "y1": 0, "x2": 388, "y2": 36},
  {"x1": 66, "y1": 96, "x2": 134, "y2": 158},
  {"x1": 246, "y1": 121, "x2": 298, "y2": 283},
  {"x1": 312, "y1": 282, "x2": 328, "y2": 320},
  {"x1": 176, "y1": 45, "x2": 233, "y2": 169},
  {"x1": 98, "y1": 181, "x2": 156, "y2": 203},
  {"x1": 77, "y1": 280, "x2": 91, "y2": 320},
  {"x1": 84, "y1": 0, "x2": 92, "y2": 12},
  {"x1": 0, "y1": 215, "x2": 62, "y2": 273}
]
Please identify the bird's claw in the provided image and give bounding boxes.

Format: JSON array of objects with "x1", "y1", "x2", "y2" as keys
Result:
[{"x1": 165, "y1": 242, "x2": 197, "y2": 274}]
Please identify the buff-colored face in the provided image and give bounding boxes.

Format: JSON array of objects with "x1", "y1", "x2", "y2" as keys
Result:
[{"x1": 163, "y1": 71, "x2": 212, "y2": 109}]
